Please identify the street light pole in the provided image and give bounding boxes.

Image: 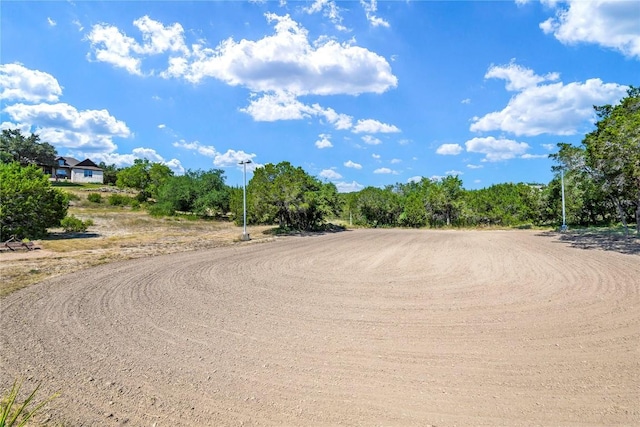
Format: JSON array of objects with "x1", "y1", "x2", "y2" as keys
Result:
[
  {"x1": 561, "y1": 168, "x2": 567, "y2": 232},
  {"x1": 239, "y1": 159, "x2": 252, "y2": 241}
]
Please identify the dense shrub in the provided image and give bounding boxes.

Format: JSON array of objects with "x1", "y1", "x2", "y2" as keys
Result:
[
  {"x1": 108, "y1": 194, "x2": 133, "y2": 206},
  {"x1": 60, "y1": 215, "x2": 94, "y2": 233},
  {"x1": 0, "y1": 162, "x2": 68, "y2": 240},
  {"x1": 87, "y1": 193, "x2": 102, "y2": 203}
]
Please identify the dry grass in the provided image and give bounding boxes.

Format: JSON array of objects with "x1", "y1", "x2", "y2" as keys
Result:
[{"x1": 0, "y1": 205, "x2": 273, "y2": 297}]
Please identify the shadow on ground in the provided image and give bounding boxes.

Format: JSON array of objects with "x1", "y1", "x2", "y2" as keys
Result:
[
  {"x1": 538, "y1": 230, "x2": 640, "y2": 255},
  {"x1": 262, "y1": 224, "x2": 350, "y2": 238},
  {"x1": 44, "y1": 232, "x2": 101, "y2": 240}
]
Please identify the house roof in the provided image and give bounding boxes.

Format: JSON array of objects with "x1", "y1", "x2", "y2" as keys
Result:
[
  {"x1": 76, "y1": 158, "x2": 99, "y2": 168},
  {"x1": 56, "y1": 156, "x2": 102, "y2": 171},
  {"x1": 57, "y1": 156, "x2": 80, "y2": 167}
]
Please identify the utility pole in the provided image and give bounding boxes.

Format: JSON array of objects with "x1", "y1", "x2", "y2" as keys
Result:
[
  {"x1": 239, "y1": 159, "x2": 252, "y2": 241},
  {"x1": 561, "y1": 168, "x2": 567, "y2": 232}
]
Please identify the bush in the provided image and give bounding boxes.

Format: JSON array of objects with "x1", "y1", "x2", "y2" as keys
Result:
[
  {"x1": 60, "y1": 215, "x2": 93, "y2": 233},
  {"x1": 87, "y1": 193, "x2": 102, "y2": 203},
  {"x1": 0, "y1": 163, "x2": 68, "y2": 240},
  {"x1": 108, "y1": 193, "x2": 132, "y2": 206}
]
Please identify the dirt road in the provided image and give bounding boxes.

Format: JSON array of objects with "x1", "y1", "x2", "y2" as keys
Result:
[{"x1": 1, "y1": 229, "x2": 638, "y2": 426}]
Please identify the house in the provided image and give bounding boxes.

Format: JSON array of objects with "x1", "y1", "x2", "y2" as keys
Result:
[{"x1": 51, "y1": 156, "x2": 104, "y2": 184}]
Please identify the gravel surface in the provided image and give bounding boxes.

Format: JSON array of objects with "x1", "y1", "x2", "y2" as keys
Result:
[{"x1": 1, "y1": 229, "x2": 639, "y2": 426}]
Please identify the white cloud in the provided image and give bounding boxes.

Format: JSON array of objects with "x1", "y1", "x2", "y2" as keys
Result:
[
  {"x1": 89, "y1": 147, "x2": 184, "y2": 174},
  {"x1": 360, "y1": 0, "x2": 390, "y2": 28},
  {"x1": 73, "y1": 19, "x2": 84, "y2": 32},
  {"x1": 374, "y1": 167, "x2": 396, "y2": 174},
  {"x1": 319, "y1": 168, "x2": 342, "y2": 180},
  {"x1": 163, "y1": 13, "x2": 397, "y2": 96},
  {"x1": 445, "y1": 170, "x2": 463, "y2": 176},
  {"x1": 315, "y1": 133, "x2": 333, "y2": 149},
  {"x1": 240, "y1": 91, "x2": 353, "y2": 130},
  {"x1": 521, "y1": 153, "x2": 549, "y2": 159},
  {"x1": 436, "y1": 143, "x2": 463, "y2": 155},
  {"x1": 164, "y1": 158, "x2": 185, "y2": 175},
  {"x1": 0, "y1": 63, "x2": 63, "y2": 102},
  {"x1": 158, "y1": 123, "x2": 166, "y2": 129},
  {"x1": 372, "y1": 153, "x2": 381, "y2": 159},
  {"x1": 352, "y1": 119, "x2": 400, "y2": 134},
  {"x1": 132, "y1": 15, "x2": 188, "y2": 56},
  {"x1": 86, "y1": 23, "x2": 144, "y2": 75},
  {"x1": 540, "y1": 0, "x2": 640, "y2": 59},
  {"x1": 471, "y1": 62, "x2": 627, "y2": 136},
  {"x1": 47, "y1": 17, "x2": 57, "y2": 27},
  {"x1": 542, "y1": 143, "x2": 555, "y2": 151},
  {"x1": 172, "y1": 140, "x2": 258, "y2": 169},
  {"x1": 407, "y1": 176, "x2": 422, "y2": 183},
  {"x1": 461, "y1": 98, "x2": 471, "y2": 104},
  {"x1": 465, "y1": 136, "x2": 530, "y2": 162},
  {"x1": 361, "y1": 135, "x2": 382, "y2": 145},
  {"x1": 87, "y1": 15, "x2": 397, "y2": 133},
  {"x1": 390, "y1": 158, "x2": 401, "y2": 164},
  {"x1": 466, "y1": 164, "x2": 483, "y2": 169},
  {"x1": 485, "y1": 61, "x2": 559, "y2": 91},
  {"x1": 315, "y1": 105, "x2": 353, "y2": 129},
  {"x1": 335, "y1": 180, "x2": 364, "y2": 193},
  {"x1": 89, "y1": 151, "x2": 136, "y2": 166},
  {"x1": 344, "y1": 160, "x2": 362, "y2": 169},
  {"x1": 214, "y1": 150, "x2": 258, "y2": 169},
  {"x1": 132, "y1": 147, "x2": 165, "y2": 162},
  {"x1": 304, "y1": 0, "x2": 347, "y2": 31},
  {"x1": 4, "y1": 102, "x2": 131, "y2": 152},
  {"x1": 86, "y1": 16, "x2": 188, "y2": 75},
  {"x1": 172, "y1": 140, "x2": 217, "y2": 158},
  {"x1": 240, "y1": 91, "x2": 311, "y2": 122},
  {"x1": 0, "y1": 121, "x2": 31, "y2": 134},
  {"x1": 5, "y1": 102, "x2": 130, "y2": 137},
  {"x1": 133, "y1": 149, "x2": 184, "y2": 175}
]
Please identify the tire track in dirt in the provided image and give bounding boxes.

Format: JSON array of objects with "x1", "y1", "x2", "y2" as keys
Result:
[{"x1": 1, "y1": 229, "x2": 639, "y2": 426}]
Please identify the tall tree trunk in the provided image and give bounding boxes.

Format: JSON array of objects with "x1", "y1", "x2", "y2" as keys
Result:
[
  {"x1": 612, "y1": 197, "x2": 629, "y2": 237},
  {"x1": 636, "y1": 186, "x2": 640, "y2": 236}
]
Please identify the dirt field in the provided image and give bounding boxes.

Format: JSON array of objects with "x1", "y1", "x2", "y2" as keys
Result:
[{"x1": 1, "y1": 229, "x2": 639, "y2": 426}]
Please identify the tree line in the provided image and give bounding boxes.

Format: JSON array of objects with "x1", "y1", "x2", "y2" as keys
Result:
[{"x1": 1, "y1": 87, "x2": 638, "y2": 240}]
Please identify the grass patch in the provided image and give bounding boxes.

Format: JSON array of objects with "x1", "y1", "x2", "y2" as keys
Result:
[{"x1": 0, "y1": 380, "x2": 58, "y2": 427}]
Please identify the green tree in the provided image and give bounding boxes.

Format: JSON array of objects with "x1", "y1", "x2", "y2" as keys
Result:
[
  {"x1": 0, "y1": 163, "x2": 68, "y2": 240},
  {"x1": 544, "y1": 144, "x2": 615, "y2": 227},
  {"x1": 422, "y1": 177, "x2": 465, "y2": 227},
  {"x1": 355, "y1": 186, "x2": 402, "y2": 227},
  {"x1": 0, "y1": 129, "x2": 57, "y2": 167},
  {"x1": 152, "y1": 169, "x2": 229, "y2": 217},
  {"x1": 116, "y1": 159, "x2": 173, "y2": 201},
  {"x1": 465, "y1": 183, "x2": 542, "y2": 227},
  {"x1": 98, "y1": 162, "x2": 119, "y2": 185},
  {"x1": 583, "y1": 87, "x2": 640, "y2": 234},
  {"x1": 246, "y1": 162, "x2": 339, "y2": 230},
  {"x1": 399, "y1": 191, "x2": 427, "y2": 228}
]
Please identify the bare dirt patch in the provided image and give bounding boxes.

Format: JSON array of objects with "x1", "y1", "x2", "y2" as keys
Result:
[
  {"x1": 0, "y1": 208, "x2": 273, "y2": 297},
  {"x1": 1, "y1": 229, "x2": 639, "y2": 426}
]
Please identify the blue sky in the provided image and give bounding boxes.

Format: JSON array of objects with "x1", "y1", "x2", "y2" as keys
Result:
[{"x1": 1, "y1": 0, "x2": 638, "y2": 191}]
